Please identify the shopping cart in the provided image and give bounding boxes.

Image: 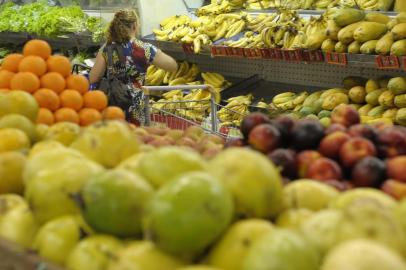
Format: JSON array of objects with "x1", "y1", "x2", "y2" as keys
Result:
[{"x1": 142, "y1": 85, "x2": 246, "y2": 138}]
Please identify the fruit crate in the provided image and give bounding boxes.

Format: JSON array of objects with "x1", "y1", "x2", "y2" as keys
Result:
[{"x1": 0, "y1": 238, "x2": 63, "y2": 270}]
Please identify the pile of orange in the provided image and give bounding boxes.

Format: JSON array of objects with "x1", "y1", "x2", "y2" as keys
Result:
[{"x1": 0, "y1": 40, "x2": 125, "y2": 126}]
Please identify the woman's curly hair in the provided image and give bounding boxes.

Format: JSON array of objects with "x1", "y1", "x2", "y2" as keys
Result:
[{"x1": 106, "y1": 9, "x2": 139, "y2": 44}]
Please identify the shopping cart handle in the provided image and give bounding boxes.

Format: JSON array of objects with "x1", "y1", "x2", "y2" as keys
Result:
[{"x1": 142, "y1": 84, "x2": 214, "y2": 94}]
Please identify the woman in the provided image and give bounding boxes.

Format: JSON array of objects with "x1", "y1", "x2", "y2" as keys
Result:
[{"x1": 89, "y1": 9, "x2": 178, "y2": 124}]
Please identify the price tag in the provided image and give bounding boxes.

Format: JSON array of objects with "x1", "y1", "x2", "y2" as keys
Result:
[
  {"x1": 302, "y1": 50, "x2": 324, "y2": 62},
  {"x1": 375, "y1": 55, "x2": 400, "y2": 70},
  {"x1": 181, "y1": 43, "x2": 194, "y2": 54},
  {"x1": 270, "y1": 49, "x2": 283, "y2": 60},
  {"x1": 281, "y1": 49, "x2": 303, "y2": 61},
  {"x1": 244, "y1": 48, "x2": 262, "y2": 59},
  {"x1": 211, "y1": 46, "x2": 228, "y2": 57},
  {"x1": 260, "y1": 48, "x2": 271, "y2": 59},
  {"x1": 231, "y1": 47, "x2": 245, "y2": 58},
  {"x1": 326, "y1": 52, "x2": 348, "y2": 65}
]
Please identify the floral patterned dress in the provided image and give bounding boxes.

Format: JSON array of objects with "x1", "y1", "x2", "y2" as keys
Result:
[{"x1": 100, "y1": 38, "x2": 157, "y2": 125}]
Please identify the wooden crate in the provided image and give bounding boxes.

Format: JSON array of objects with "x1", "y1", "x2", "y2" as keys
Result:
[{"x1": 0, "y1": 238, "x2": 63, "y2": 270}]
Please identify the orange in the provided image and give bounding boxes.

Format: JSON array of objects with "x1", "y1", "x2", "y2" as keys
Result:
[
  {"x1": 83, "y1": 90, "x2": 108, "y2": 111},
  {"x1": 18, "y1": 56, "x2": 47, "y2": 77},
  {"x1": 0, "y1": 89, "x2": 10, "y2": 93},
  {"x1": 10, "y1": 72, "x2": 40, "y2": 93},
  {"x1": 36, "y1": 108, "x2": 55, "y2": 125},
  {"x1": 40, "y1": 72, "x2": 66, "y2": 93},
  {"x1": 54, "y1": 108, "x2": 79, "y2": 124},
  {"x1": 33, "y1": 88, "x2": 60, "y2": 111},
  {"x1": 1, "y1": 54, "x2": 24, "y2": 73},
  {"x1": 59, "y1": 89, "x2": 83, "y2": 111},
  {"x1": 102, "y1": 106, "x2": 126, "y2": 120},
  {"x1": 46, "y1": 55, "x2": 71, "y2": 78},
  {"x1": 23, "y1": 39, "x2": 52, "y2": 60},
  {"x1": 78, "y1": 108, "x2": 102, "y2": 126},
  {"x1": 0, "y1": 70, "x2": 15, "y2": 89},
  {"x1": 66, "y1": 75, "x2": 89, "y2": 94}
]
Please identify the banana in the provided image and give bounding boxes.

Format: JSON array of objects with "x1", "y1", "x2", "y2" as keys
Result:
[
  {"x1": 272, "y1": 92, "x2": 296, "y2": 104},
  {"x1": 293, "y1": 92, "x2": 309, "y2": 105}
]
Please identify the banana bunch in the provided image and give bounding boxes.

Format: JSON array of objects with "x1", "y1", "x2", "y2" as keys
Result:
[
  {"x1": 301, "y1": 15, "x2": 328, "y2": 49},
  {"x1": 153, "y1": 15, "x2": 193, "y2": 41},
  {"x1": 260, "y1": 10, "x2": 305, "y2": 49},
  {"x1": 223, "y1": 31, "x2": 265, "y2": 48},
  {"x1": 272, "y1": 91, "x2": 309, "y2": 111},
  {"x1": 146, "y1": 62, "x2": 200, "y2": 86},
  {"x1": 244, "y1": 0, "x2": 275, "y2": 9},
  {"x1": 218, "y1": 94, "x2": 253, "y2": 126},
  {"x1": 201, "y1": 72, "x2": 230, "y2": 89},
  {"x1": 246, "y1": 13, "x2": 279, "y2": 33},
  {"x1": 313, "y1": 0, "x2": 339, "y2": 8},
  {"x1": 196, "y1": 0, "x2": 245, "y2": 16}
]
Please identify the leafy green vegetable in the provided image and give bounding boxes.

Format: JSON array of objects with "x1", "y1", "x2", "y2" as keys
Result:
[{"x1": 0, "y1": 1, "x2": 105, "y2": 43}]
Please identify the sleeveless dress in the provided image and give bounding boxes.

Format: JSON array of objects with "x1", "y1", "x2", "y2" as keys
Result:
[{"x1": 100, "y1": 38, "x2": 157, "y2": 125}]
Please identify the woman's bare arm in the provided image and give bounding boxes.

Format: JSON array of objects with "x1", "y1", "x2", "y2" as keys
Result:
[
  {"x1": 89, "y1": 52, "x2": 107, "y2": 84},
  {"x1": 152, "y1": 50, "x2": 178, "y2": 72}
]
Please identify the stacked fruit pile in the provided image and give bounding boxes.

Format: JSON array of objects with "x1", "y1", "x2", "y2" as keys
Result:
[
  {"x1": 269, "y1": 76, "x2": 406, "y2": 126},
  {"x1": 317, "y1": 9, "x2": 406, "y2": 56},
  {"x1": 245, "y1": 0, "x2": 396, "y2": 10},
  {"x1": 0, "y1": 40, "x2": 125, "y2": 126},
  {"x1": 154, "y1": 7, "x2": 406, "y2": 56},
  {"x1": 231, "y1": 105, "x2": 406, "y2": 200},
  {"x1": 2, "y1": 102, "x2": 406, "y2": 269}
]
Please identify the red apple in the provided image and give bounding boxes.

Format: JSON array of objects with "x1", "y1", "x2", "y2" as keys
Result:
[
  {"x1": 306, "y1": 157, "x2": 343, "y2": 181},
  {"x1": 325, "y1": 123, "x2": 347, "y2": 135},
  {"x1": 381, "y1": 179, "x2": 406, "y2": 200},
  {"x1": 268, "y1": 149, "x2": 297, "y2": 179},
  {"x1": 240, "y1": 112, "x2": 270, "y2": 140},
  {"x1": 339, "y1": 137, "x2": 377, "y2": 168},
  {"x1": 377, "y1": 126, "x2": 406, "y2": 158},
  {"x1": 348, "y1": 124, "x2": 378, "y2": 143},
  {"x1": 351, "y1": 156, "x2": 386, "y2": 187},
  {"x1": 248, "y1": 124, "x2": 281, "y2": 153},
  {"x1": 296, "y1": 150, "x2": 323, "y2": 178},
  {"x1": 387, "y1": 156, "x2": 406, "y2": 183},
  {"x1": 331, "y1": 104, "x2": 360, "y2": 127},
  {"x1": 319, "y1": 131, "x2": 351, "y2": 159}
]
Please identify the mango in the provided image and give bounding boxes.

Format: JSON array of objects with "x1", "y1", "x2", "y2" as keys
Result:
[
  {"x1": 358, "y1": 104, "x2": 374, "y2": 116},
  {"x1": 338, "y1": 22, "x2": 363, "y2": 44},
  {"x1": 395, "y1": 94, "x2": 406, "y2": 108},
  {"x1": 349, "y1": 86, "x2": 366, "y2": 104},
  {"x1": 378, "y1": 90, "x2": 395, "y2": 107},
  {"x1": 321, "y1": 39, "x2": 337, "y2": 52},
  {"x1": 395, "y1": 0, "x2": 406, "y2": 12},
  {"x1": 322, "y1": 93, "x2": 349, "y2": 110},
  {"x1": 360, "y1": 40, "x2": 379, "y2": 54},
  {"x1": 388, "y1": 77, "x2": 406, "y2": 95},
  {"x1": 376, "y1": 32, "x2": 394, "y2": 55},
  {"x1": 391, "y1": 23, "x2": 406, "y2": 40},
  {"x1": 396, "y1": 108, "x2": 406, "y2": 125},
  {"x1": 391, "y1": 39, "x2": 406, "y2": 56},
  {"x1": 333, "y1": 8, "x2": 365, "y2": 27},
  {"x1": 348, "y1": 40, "x2": 361, "y2": 53},
  {"x1": 365, "y1": 79, "x2": 380, "y2": 93},
  {"x1": 368, "y1": 106, "x2": 387, "y2": 118},
  {"x1": 326, "y1": 20, "x2": 341, "y2": 41},
  {"x1": 354, "y1": 22, "x2": 387, "y2": 43},
  {"x1": 366, "y1": 89, "x2": 386, "y2": 106},
  {"x1": 365, "y1": 13, "x2": 391, "y2": 24},
  {"x1": 335, "y1": 41, "x2": 348, "y2": 52}
]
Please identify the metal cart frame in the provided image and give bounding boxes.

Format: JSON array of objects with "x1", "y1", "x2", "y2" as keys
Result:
[{"x1": 142, "y1": 84, "x2": 244, "y2": 138}]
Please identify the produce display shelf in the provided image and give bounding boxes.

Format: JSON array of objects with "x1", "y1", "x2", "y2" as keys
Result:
[
  {"x1": 0, "y1": 238, "x2": 62, "y2": 270},
  {"x1": 0, "y1": 31, "x2": 102, "y2": 50},
  {"x1": 142, "y1": 35, "x2": 406, "y2": 71},
  {"x1": 187, "y1": 7, "x2": 399, "y2": 18}
]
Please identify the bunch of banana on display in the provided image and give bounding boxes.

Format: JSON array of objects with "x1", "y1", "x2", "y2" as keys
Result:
[
  {"x1": 153, "y1": 15, "x2": 193, "y2": 42},
  {"x1": 196, "y1": 0, "x2": 245, "y2": 16},
  {"x1": 260, "y1": 10, "x2": 306, "y2": 49},
  {"x1": 272, "y1": 91, "x2": 309, "y2": 111},
  {"x1": 146, "y1": 62, "x2": 200, "y2": 86},
  {"x1": 201, "y1": 72, "x2": 232, "y2": 91},
  {"x1": 301, "y1": 15, "x2": 328, "y2": 50},
  {"x1": 244, "y1": 0, "x2": 275, "y2": 9},
  {"x1": 222, "y1": 31, "x2": 264, "y2": 48},
  {"x1": 218, "y1": 94, "x2": 253, "y2": 126}
]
